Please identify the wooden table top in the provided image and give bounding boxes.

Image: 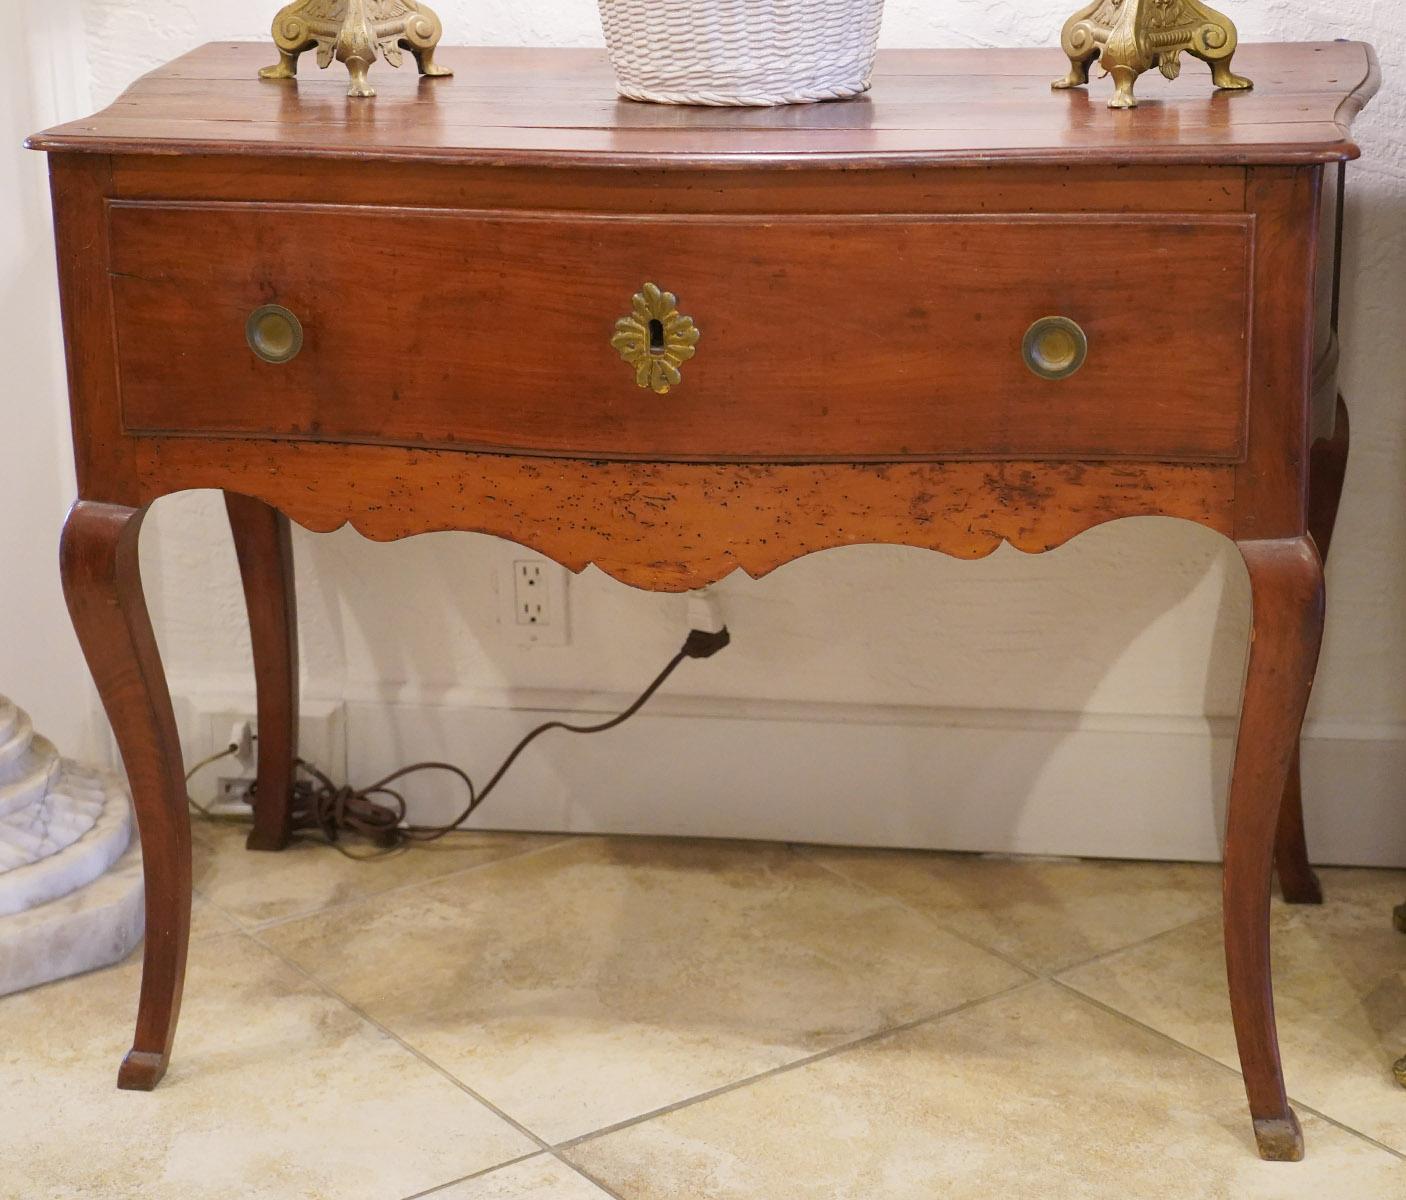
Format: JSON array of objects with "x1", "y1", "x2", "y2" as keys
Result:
[{"x1": 31, "y1": 40, "x2": 1377, "y2": 170}]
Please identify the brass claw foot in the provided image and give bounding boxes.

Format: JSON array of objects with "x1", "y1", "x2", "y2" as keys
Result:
[
  {"x1": 1208, "y1": 58, "x2": 1254, "y2": 91},
  {"x1": 1051, "y1": 56, "x2": 1094, "y2": 90},
  {"x1": 1052, "y1": 0, "x2": 1251, "y2": 109},
  {"x1": 259, "y1": 0, "x2": 453, "y2": 99},
  {"x1": 259, "y1": 49, "x2": 299, "y2": 81},
  {"x1": 413, "y1": 46, "x2": 453, "y2": 78}
]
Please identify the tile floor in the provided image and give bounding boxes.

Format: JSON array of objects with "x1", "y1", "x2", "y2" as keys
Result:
[{"x1": 4, "y1": 825, "x2": 1406, "y2": 1198}]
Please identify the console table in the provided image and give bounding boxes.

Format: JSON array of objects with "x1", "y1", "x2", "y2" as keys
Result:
[{"x1": 30, "y1": 41, "x2": 1378, "y2": 1161}]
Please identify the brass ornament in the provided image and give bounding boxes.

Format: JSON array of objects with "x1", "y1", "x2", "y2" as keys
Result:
[
  {"x1": 611, "y1": 283, "x2": 701, "y2": 395},
  {"x1": 246, "y1": 304, "x2": 304, "y2": 364},
  {"x1": 259, "y1": 0, "x2": 452, "y2": 99},
  {"x1": 1052, "y1": 0, "x2": 1251, "y2": 109},
  {"x1": 1022, "y1": 316, "x2": 1088, "y2": 381}
]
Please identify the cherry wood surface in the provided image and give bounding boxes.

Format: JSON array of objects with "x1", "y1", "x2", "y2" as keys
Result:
[
  {"x1": 224, "y1": 493, "x2": 300, "y2": 852},
  {"x1": 138, "y1": 441, "x2": 1235, "y2": 591},
  {"x1": 1227, "y1": 536, "x2": 1326, "y2": 1162},
  {"x1": 32, "y1": 42, "x2": 1380, "y2": 1162},
  {"x1": 59, "y1": 502, "x2": 190, "y2": 1091},
  {"x1": 109, "y1": 203, "x2": 1252, "y2": 463},
  {"x1": 30, "y1": 42, "x2": 1377, "y2": 169}
]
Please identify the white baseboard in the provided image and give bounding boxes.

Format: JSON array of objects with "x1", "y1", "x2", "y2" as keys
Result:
[{"x1": 290, "y1": 688, "x2": 1406, "y2": 869}]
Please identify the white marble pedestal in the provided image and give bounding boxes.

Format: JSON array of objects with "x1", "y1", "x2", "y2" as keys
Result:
[{"x1": 0, "y1": 698, "x2": 143, "y2": 995}]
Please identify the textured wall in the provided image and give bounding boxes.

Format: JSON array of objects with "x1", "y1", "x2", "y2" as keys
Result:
[
  {"x1": 51, "y1": 2, "x2": 1406, "y2": 855},
  {"x1": 2, "y1": 2, "x2": 96, "y2": 759}
]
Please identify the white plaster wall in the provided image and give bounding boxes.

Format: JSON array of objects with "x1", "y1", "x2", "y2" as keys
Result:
[
  {"x1": 19, "y1": 2, "x2": 1406, "y2": 860},
  {"x1": 1, "y1": 2, "x2": 99, "y2": 760}
]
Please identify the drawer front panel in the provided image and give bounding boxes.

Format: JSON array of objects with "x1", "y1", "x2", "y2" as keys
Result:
[{"x1": 109, "y1": 203, "x2": 1251, "y2": 462}]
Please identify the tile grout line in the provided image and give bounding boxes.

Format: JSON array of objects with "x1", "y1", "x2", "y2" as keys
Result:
[
  {"x1": 795, "y1": 846, "x2": 1406, "y2": 1159},
  {"x1": 396, "y1": 1148, "x2": 630, "y2": 1200},
  {"x1": 249, "y1": 869, "x2": 1039, "y2": 1171},
  {"x1": 229, "y1": 836, "x2": 1402, "y2": 1179},
  {"x1": 554, "y1": 975, "x2": 1045, "y2": 1153},
  {"x1": 788, "y1": 843, "x2": 1043, "y2": 979},
  {"x1": 1049, "y1": 978, "x2": 1406, "y2": 1163},
  {"x1": 396, "y1": 1150, "x2": 550, "y2": 1200},
  {"x1": 792, "y1": 842, "x2": 1228, "y2": 983},
  {"x1": 231, "y1": 835, "x2": 1032, "y2": 1195},
  {"x1": 1044, "y1": 910, "x2": 1221, "y2": 979},
  {"x1": 245, "y1": 924, "x2": 562, "y2": 1158}
]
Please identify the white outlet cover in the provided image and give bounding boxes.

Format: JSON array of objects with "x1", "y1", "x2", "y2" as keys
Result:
[
  {"x1": 180, "y1": 697, "x2": 348, "y2": 807},
  {"x1": 496, "y1": 555, "x2": 570, "y2": 647}
]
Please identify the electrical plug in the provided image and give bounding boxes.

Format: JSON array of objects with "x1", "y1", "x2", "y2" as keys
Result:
[{"x1": 683, "y1": 587, "x2": 730, "y2": 658}]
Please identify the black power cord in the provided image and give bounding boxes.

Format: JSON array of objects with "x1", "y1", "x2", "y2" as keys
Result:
[{"x1": 249, "y1": 625, "x2": 733, "y2": 855}]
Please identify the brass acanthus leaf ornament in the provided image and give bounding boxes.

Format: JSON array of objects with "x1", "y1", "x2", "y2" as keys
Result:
[{"x1": 612, "y1": 283, "x2": 701, "y2": 395}]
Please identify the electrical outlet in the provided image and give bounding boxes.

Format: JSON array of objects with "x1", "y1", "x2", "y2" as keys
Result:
[
  {"x1": 496, "y1": 556, "x2": 569, "y2": 646},
  {"x1": 213, "y1": 775, "x2": 255, "y2": 816},
  {"x1": 180, "y1": 698, "x2": 347, "y2": 811},
  {"x1": 516, "y1": 560, "x2": 548, "y2": 626}
]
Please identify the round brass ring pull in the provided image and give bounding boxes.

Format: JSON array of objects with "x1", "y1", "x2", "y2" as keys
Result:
[
  {"x1": 246, "y1": 304, "x2": 304, "y2": 364},
  {"x1": 1022, "y1": 316, "x2": 1088, "y2": 381}
]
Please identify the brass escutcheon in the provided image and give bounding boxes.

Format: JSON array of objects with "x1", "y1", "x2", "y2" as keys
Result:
[
  {"x1": 611, "y1": 283, "x2": 700, "y2": 394},
  {"x1": 246, "y1": 304, "x2": 304, "y2": 365},
  {"x1": 1022, "y1": 316, "x2": 1087, "y2": 381}
]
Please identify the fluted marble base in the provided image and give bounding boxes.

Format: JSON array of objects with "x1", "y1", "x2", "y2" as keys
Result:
[{"x1": 0, "y1": 698, "x2": 143, "y2": 996}]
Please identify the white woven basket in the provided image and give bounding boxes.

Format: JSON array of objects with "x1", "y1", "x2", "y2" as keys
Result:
[{"x1": 598, "y1": 0, "x2": 886, "y2": 107}]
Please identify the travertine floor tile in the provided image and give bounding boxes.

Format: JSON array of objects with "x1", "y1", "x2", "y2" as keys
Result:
[
  {"x1": 805, "y1": 845, "x2": 1221, "y2": 973},
  {"x1": 567, "y1": 982, "x2": 1404, "y2": 1199},
  {"x1": 425, "y1": 1155, "x2": 614, "y2": 1198},
  {"x1": 261, "y1": 837, "x2": 1029, "y2": 1142},
  {"x1": 1060, "y1": 866, "x2": 1406, "y2": 1154},
  {"x1": 191, "y1": 820, "x2": 558, "y2": 927},
  {"x1": 0, "y1": 933, "x2": 536, "y2": 1200},
  {"x1": 191, "y1": 891, "x2": 240, "y2": 940}
]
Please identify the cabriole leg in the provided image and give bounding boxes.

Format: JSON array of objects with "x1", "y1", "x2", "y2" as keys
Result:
[
  {"x1": 1275, "y1": 396, "x2": 1350, "y2": 905},
  {"x1": 1225, "y1": 536, "x2": 1324, "y2": 1161},
  {"x1": 225, "y1": 494, "x2": 300, "y2": 853},
  {"x1": 60, "y1": 501, "x2": 191, "y2": 1091}
]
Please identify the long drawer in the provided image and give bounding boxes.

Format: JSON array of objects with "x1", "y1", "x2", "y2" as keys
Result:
[{"x1": 108, "y1": 201, "x2": 1252, "y2": 463}]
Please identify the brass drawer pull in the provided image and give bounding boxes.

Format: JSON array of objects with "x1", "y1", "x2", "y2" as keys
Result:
[
  {"x1": 1022, "y1": 316, "x2": 1088, "y2": 381},
  {"x1": 246, "y1": 304, "x2": 304, "y2": 364},
  {"x1": 612, "y1": 283, "x2": 700, "y2": 394}
]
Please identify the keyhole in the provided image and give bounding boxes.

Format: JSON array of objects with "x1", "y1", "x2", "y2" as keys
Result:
[{"x1": 648, "y1": 318, "x2": 666, "y2": 355}]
